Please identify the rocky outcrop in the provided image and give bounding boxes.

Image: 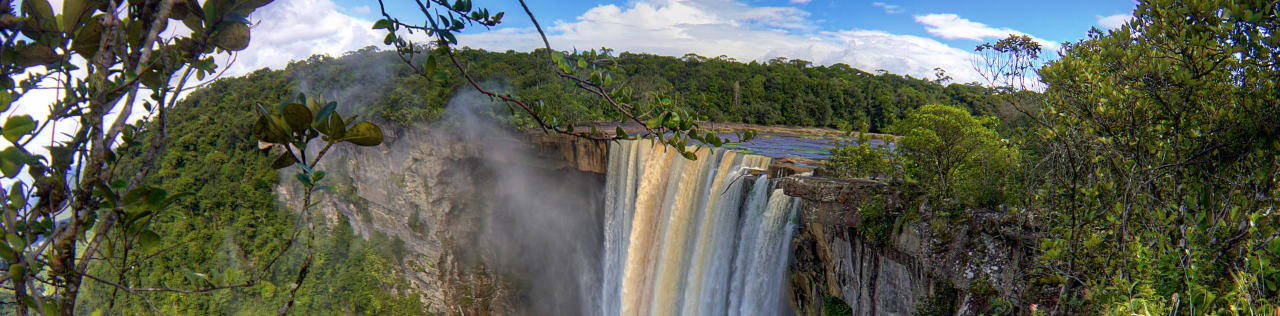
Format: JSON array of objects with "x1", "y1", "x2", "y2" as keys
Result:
[
  {"x1": 276, "y1": 124, "x2": 607, "y2": 314},
  {"x1": 780, "y1": 176, "x2": 1035, "y2": 316}
]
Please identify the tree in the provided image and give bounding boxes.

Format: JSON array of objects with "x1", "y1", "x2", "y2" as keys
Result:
[
  {"x1": 371, "y1": 0, "x2": 755, "y2": 160},
  {"x1": 1031, "y1": 0, "x2": 1279, "y2": 313},
  {"x1": 0, "y1": 0, "x2": 391, "y2": 314},
  {"x1": 891, "y1": 104, "x2": 1016, "y2": 207}
]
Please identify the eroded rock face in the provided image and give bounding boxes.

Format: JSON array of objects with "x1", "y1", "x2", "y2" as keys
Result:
[
  {"x1": 276, "y1": 123, "x2": 607, "y2": 314},
  {"x1": 781, "y1": 176, "x2": 1035, "y2": 316}
]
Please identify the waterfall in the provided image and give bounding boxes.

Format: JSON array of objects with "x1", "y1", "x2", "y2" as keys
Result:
[{"x1": 597, "y1": 140, "x2": 800, "y2": 316}]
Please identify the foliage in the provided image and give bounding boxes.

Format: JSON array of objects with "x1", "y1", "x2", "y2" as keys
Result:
[
  {"x1": 370, "y1": 0, "x2": 759, "y2": 160},
  {"x1": 824, "y1": 133, "x2": 901, "y2": 180},
  {"x1": 891, "y1": 104, "x2": 1017, "y2": 207},
  {"x1": 821, "y1": 295, "x2": 853, "y2": 316},
  {"x1": 72, "y1": 70, "x2": 419, "y2": 315},
  {"x1": 1025, "y1": 0, "x2": 1280, "y2": 313},
  {"x1": 913, "y1": 281, "x2": 958, "y2": 316},
  {"x1": 0, "y1": 0, "x2": 276, "y2": 313}
]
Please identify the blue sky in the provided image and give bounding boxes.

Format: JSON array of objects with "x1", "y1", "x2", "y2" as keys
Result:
[
  {"x1": 277, "y1": 0, "x2": 1137, "y2": 84},
  {"x1": 2, "y1": 0, "x2": 1139, "y2": 181},
  {"x1": 335, "y1": 0, "x2": 1137, "y2": 52}
]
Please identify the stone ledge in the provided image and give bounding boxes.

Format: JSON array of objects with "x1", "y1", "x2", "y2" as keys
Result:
[{"x1": 779, "y1": 176, "x2": 887, "y2": 203}]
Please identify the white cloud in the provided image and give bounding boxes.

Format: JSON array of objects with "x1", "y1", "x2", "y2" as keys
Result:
[
  {"x1": 2, "y1": 0, "x2": 381, "y2": 167},
  {"x1": 227, "y1": 0, "x2": 383, "y2": 75},
  {"x1": 789, "y1": 0, "x2": 811, "y2": 4},
  {"x1": 1096, "y1": 14, "x2": 1131, "y2": 30},
  {"x1": 353, "y1": 5, "x2": 373, "y2": 15},
  {"x1": 914, "y1": 13, "x2": 1058, "y2": 50},
  {"x1": 459, "y1": 0, "x2": 987, "y2": 83},
  {"x1": 871, "y1": 2, "x2": 904, "y2": 14}
]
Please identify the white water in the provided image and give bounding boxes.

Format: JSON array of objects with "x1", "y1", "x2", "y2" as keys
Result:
[{"x1": 596, "y1": 140, "x2": 799, "y2": 316}]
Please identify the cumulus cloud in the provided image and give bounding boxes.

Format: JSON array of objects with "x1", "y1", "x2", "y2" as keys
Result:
[
  {"x1": 459, "y1": 0, "x2": 988, "y2": 83},
  {"x1": 1096, "y1": 14, "x2": 1131, "y2": 30},
  {"x1": 871, "y1": 2, "x2": 904, "y2": 14},
  {"x1": 3, "y1": 0, "x2": 382, "y2": 162},
  {"x1": 227, "y1": 0, "x2": 383, "y2": 75},
  {"x1": 914, "y1": 13, "x2": 1058, "y2": 50}
]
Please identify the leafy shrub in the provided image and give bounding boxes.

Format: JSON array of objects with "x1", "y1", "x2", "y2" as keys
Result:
[
  {"x1": 822, "y1": 295, "x2": 853, "y2": 316},
  {"x1": 890, "y1": 104, "x2": 1017, "y2": 208},
  {"x1": 824, "y1": 133, "x2": 901, "y2": 180}
]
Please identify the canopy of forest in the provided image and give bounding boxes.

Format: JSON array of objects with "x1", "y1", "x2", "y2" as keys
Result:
[{"x1": 289, "y1": 46, "x2": 1003, "y2": 133}]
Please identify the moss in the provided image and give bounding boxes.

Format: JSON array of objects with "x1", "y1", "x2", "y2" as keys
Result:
[
  {"x1": 857, "y1": 194, "x2": 897, "y2": 247},
  {"x1": 822, "y1": 295, "x2": 853, "y2": 316},
  {"x1": 408, "y1": 210, "x2": 428, "y2": 235},
  {"x1": 914, "y1": 281, "x2": 958, "y2": 316},
  {"x1": 390, "y1": 172, "x2": 408, "y2": 188},
  {"x1": 969, "y1": 276, "x2": 996, "y2": 298}
]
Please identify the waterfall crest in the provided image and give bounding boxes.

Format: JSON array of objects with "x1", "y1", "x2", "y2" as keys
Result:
[{"x1": 598, "y1": 140, "x2": 799, "y2": 316}]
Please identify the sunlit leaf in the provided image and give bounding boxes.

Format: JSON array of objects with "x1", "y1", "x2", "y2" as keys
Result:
[
  {"x1": 343, "y1": 121, "x2": 384, "y2": 146},
  {"x1": 3, "y1": 115, "x2": 37, "y2": 142}
]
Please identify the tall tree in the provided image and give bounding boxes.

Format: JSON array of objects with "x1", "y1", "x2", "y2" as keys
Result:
[{"x1": 1033, "y1": 0, "x2": 1279, "y2": 313}]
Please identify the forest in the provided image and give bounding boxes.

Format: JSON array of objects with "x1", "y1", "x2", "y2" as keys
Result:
[
  {"x1": 296, "y1": 45, "x2": 1006, "y2": 134},
  {"x1": 0, "y1": 0, "x2": 1276, "y2": 314}
]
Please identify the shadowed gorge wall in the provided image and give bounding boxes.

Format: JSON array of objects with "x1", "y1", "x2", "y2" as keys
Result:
[{"x1": 277, "y1": 89, "x2": 610, "y2": 314}]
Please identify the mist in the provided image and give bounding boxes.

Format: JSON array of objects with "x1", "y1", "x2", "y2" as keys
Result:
[
  {"x1": 439, "y1": 86, "x2": 604, "y2": 315},
  {"x1": 282, "y1": 50, "x2": 606, "y2": 314}
]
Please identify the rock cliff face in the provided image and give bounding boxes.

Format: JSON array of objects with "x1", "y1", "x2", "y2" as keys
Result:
[
  {"x1": 276, "y1": 123, "x2": 606, "y2": 314},
  {"x1": 780, "y1": 176, "x2": 1035, "y2": 316},
  {"x1": 276, "y1": 125, "x2": 1031, "y2": 315}
]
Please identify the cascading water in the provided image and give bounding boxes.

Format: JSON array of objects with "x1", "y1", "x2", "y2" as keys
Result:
[{"x1": 597, "y1": 140, "x2": 800, "y2": 316}]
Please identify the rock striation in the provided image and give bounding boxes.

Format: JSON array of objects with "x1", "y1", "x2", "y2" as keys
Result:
[{"x1": 780, "y1": 176, "x2": 1035, "y2": 316}]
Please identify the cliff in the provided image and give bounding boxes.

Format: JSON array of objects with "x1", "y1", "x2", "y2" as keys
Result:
[
  {"x1": 780, "y1": 176, "x2": 1037, "y2": 316},
  {"x1": 276, "y1": 123, "x2": 607, "y2": 314}
]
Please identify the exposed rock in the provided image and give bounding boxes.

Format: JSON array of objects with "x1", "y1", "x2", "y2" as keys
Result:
[
  {"x1": 782, "y1": 176, "x2": 1035, "y2": 316},
  {"x1": 276, "y1": 125, "x2": 607, "y2": 313}
]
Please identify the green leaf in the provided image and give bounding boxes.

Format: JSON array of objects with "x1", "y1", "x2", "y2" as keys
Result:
[
  {"x1": 681, "y1": 150, "x2": 697, "y2": 160},
  {"x1": 252, "y1": 115, "x2": 290, "y2": 143},
  {"x1": 6, "y1": 234, "x2": 26, "y2": 252},
  {"x1": 3, "y1": 115, "x2": 37, "y2": 142},
  {"x1": 281, "y1": 103, "x2": 313, "y2": 133},
  {"x1": 0, "y1": 147, "x2": 29, "y2": 177},
  {"x1": 122, "y1": 186, "x2": 153, "y2": 207},
  {"x1": 646, "y1": 116, "x2": 661, "y2": 129},
  {"x1": 709, "y1": 134, "x2": 723, "y2": 147},
  {"x1": 8, "y1": 183, "x2": 26, "y2": 209},
  {"x1": 295, "y1": 172, "x2": 312, "y2": 187},
  {"x1": 60, "y1": 0, "x2": 89, "y2": 33},
  {"x1": 440, "y1": 30, "x2": 456, "y2": 44},
  {"x1": 314, "y1": 101, "x2": 337, "y2": 124},
  {"x1": 0, "y1": 90, "x2": 11, "y2": 112},
  {"x1": 8, "y1": 263, "x2": 25, "y2": 282},
  {"x1": 577, "y1": 58, "x2": 587, "y2": 69},
  {"x1": 615, "y1": 126, "x2": 627, "y2": 138},
  {"x1": 270, "y1": 153, "x2": 296, "y2": 169},
  {"x1": 424, "y1": 55, "x2": 438, "y2": 75},
  {"x1": 372, "y1": 19, "x2": 392, "y2": 29},
  {"x1": 137, "y1": 230, "x2": 161, "y2": 254},
  {"x1": 432, "y1": 71, "x2": 449, "y2": 82},
  {"x1": 22, "y1": 0, "x2": 54, "y2": 23},
  {"x1": 551, "y1": 51, "x2": 565, "y2": 65},
  {"x1": 312, "y1": 171, "x2": 326, "y2": 182},
  {"x1": 211, "y1": 22, "x2": 251, "y2": 51},
  {"x1": 326, "y1": 113, "x2": 345, "y2": 139},
  {"x1": 0, "y1": 242, "x2": 15, "y2": 263},
  {"x1": 343, "y1": 121, "x2": 384, "y2": 146}
]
